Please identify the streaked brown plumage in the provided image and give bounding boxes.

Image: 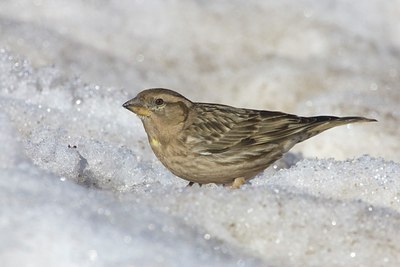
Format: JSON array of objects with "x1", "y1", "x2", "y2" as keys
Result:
[{"x1": 123, "y1": 88, "x2": 376, "y2": 188}]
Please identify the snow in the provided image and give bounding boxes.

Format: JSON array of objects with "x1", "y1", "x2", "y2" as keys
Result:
[{"x1": 1, "y1": 0, "x2": 400, "y2": 266}]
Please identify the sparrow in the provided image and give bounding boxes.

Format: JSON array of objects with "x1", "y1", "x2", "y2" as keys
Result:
[{"x1": 123, "y1": 88, "x2": 376, "y2": 188}]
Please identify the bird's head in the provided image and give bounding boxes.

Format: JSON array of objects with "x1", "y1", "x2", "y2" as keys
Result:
[{"x1": 123, "y1": 88, "x2": 193, "y2": 127}]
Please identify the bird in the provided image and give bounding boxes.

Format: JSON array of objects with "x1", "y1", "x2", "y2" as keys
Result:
[{"x1": 123, "y1": 88, "x2": 376, "y2": 188}]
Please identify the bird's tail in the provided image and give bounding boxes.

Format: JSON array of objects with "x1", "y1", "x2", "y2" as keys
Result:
[{"x1": 295, "y1": 115, "x2": 377, "y2": 144}]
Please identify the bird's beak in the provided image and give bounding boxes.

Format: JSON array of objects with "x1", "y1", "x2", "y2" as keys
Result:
[{"x1": 122, "y1": 98, "x2": 152, "y2": 117}]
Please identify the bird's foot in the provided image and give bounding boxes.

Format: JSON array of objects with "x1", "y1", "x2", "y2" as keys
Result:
[
  {"x1": 231, "y1": 177, "x2": 246, "y2": 189},
  {"x1": 186, "y1": 182, "x2": 203, "y2": 187}
]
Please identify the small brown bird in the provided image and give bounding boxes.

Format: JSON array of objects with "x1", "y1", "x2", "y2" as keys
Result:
[{"x1": 123, "y1": 88, "x2": 376, "y2": 188}]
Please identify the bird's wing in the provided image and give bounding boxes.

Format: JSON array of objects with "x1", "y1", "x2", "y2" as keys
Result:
[{"x1": 182, "y1": 103, "x2": 318, "y2": 161}]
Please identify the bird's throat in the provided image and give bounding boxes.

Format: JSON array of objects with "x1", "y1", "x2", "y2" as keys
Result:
[{"x1": 131, "y1": 106, "x2": 152, "y2": 117}]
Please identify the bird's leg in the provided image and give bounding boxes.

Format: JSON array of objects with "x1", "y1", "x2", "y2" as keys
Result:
[
  {"x1": 231, "y1": 177, "x2": 246, "y2": 189},
  {"x1": 186, "y1": 182, "x2": 203, "y2": 187}
]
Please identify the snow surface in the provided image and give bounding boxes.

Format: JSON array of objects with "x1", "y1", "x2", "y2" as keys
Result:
[{"x1": 0, "y1": 1, "x2": 399, "y2": 266}]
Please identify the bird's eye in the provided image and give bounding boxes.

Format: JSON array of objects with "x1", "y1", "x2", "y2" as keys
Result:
[{"x1": 155, "y1": 98, "x2": 164, "y2": 106}]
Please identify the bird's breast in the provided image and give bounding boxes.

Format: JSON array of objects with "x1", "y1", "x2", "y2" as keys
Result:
[{"x1": 149, "y1": 136, "x2": 161, "y2": 148}]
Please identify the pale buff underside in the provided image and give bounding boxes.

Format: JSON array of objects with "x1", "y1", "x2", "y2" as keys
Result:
[{"x1": 149, "y1": 131, "x2": 287, "y2": 184}]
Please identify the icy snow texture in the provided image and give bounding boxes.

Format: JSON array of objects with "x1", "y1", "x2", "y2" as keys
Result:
[{"x1": 0, "y1": 0, "x2": 400, "y2": 266}]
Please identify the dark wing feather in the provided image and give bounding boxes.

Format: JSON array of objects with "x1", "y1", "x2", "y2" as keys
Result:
[
  {"x1": 182, "y1": 104, "x2": 316, "y2": 159},
  {"x1": 179, "y1": 103, "x2": 374, "y2": 166}
]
